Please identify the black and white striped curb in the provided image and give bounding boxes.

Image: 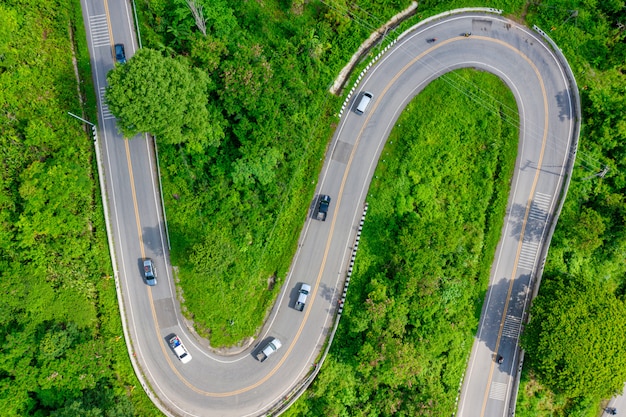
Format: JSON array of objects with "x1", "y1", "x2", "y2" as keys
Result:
[
  {"x1": 338, "y1": 202, "x2": 369, "y2": 315},
  {"x1": 337, "y1": 7, "x2": 503, "y2": 119}
]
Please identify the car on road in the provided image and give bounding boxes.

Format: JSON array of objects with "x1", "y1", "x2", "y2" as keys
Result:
[
  {"x1": 354, "y1": 91, "x2": 373, "y2": 115},
  {"x1": 256, "y1": 338, "x2": 282, "y2": 362},
  {"x1": 143, "y1": 258, "x2": 157, "y2": 286},
  {"x1": 114, "y1": 43, "x2": 126, "y2": 64},
  {"x1": 315, "y1": 195, "x2": 331, "y2": 221},
  {"x1": 169, "y1": 335, "x2": 192, "y2": 364},
  {"x1": 295, "y1": 283, "x2": 311, "y2": 311}
]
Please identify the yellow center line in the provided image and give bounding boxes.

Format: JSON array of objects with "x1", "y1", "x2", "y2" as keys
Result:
[
  {"x1": 103, "y1": 0, "x2": 114, "y2": 56},
  {"x1": 104, "y1": 0, "x2": 178, "y2": 391},
  {"x1": 104, "y1": 0, "x2": 189, "y2": 396},
  {"x1": 478, "y1": 36, "x2": 550, "y2": 416},
  {"x1": 209, "y1": 35, "x2": 438, "y2": 396},
  {"x1": 124, "y1": 139, "x2": 145, "y2": 255},
  {"x1": 119, "y1": 33, "x2": 549, "y2": 401},
  {"x1": 124, "y1": 138, "x2": 195, "y2": 389}
]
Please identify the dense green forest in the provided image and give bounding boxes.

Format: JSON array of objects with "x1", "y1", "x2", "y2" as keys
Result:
[
  {"x1": 0, "y1": 0, "x2": 158, "y2": 415},
  {"x1": 3, "y1": 0, "x2": 625, "y2": 415}
]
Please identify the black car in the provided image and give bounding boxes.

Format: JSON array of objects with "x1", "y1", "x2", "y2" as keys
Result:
[
  {"x1": 315, "y1": 195, "x2": 331, "y2": 221},
  {"x1": 114, "y1": 43, "x2": 126, "y2": 64}
]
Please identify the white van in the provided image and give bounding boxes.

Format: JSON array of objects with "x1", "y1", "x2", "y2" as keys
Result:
[{"x1": 354, "y1": 91, "x2": 373, "y2": 115}]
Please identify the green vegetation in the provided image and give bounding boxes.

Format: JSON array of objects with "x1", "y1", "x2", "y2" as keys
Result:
[
  {"x1": 4, "y1": 0, "x2": 625, "y2": 414},
  {"x1": 521, "y1": 275, "x2": 626, "y2": 402},
  {"x1": 0, "y1": 0, "x2": 158, "y2": 415},
  {"x1": 133, "y1": 0, "x2": 414, "y2": 346},
  {"x1": 106, "y1": 48, "x2": 225, "y2": 150},
  {"x1": 284, "y1": 69, "x2": 519, "y2": 416}
]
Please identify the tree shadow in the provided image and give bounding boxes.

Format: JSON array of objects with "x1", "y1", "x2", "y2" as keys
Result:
[
  {"x1": 507, "y1": 200, "x2": 551, "y2": 244},
  {"x1": 476, "y1": 272, "x2": 533, "y2": 374},
  {"x1": 141, "y1": 223, "x2": 167, "y2": 258},
  {"x1": 555, "y1": 89, "x2": 573, "y2": 121}
]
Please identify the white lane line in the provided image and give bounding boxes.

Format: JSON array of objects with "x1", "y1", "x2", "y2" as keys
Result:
[
  {"x1": 89, "y1": 15, "x2": 110, "y2": 47},
  {"x1": 502, "y1": 315, "x2": 522, "y2": 339},
  {"x1": 489, "y1": 382, "x2": 508, "y2": 401},
  {"x1": 99, "y1": 87, "x2": 114, "y2": 120}
]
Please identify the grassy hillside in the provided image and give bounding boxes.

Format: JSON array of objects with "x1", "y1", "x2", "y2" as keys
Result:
[
  {"x1": 135, "y1": 0, "x2": 414, "y2": 346},
  {"x1": 0, "y1": 0, "x2": 159, "y2": 415}
]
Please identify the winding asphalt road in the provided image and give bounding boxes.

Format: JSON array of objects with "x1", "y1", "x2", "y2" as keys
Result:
[{"x1": 81, "y1": 4, "x2": 578, "y2": 416}]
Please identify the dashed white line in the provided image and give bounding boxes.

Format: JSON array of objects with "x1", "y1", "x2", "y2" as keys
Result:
[
  {"x1": 501, "y1": 315, "x2": 522, "y2": 339},
  {"x1": 99, "y1": 87, "x2": 114, "y2": 120},
  {"x1": 89, "y1": 15, "x2": 111, "y2": 48},
  {"x1": 518, "y1": 240, "x2": 539, "y2": 270},
  {"x1": 489, "y1": 382, "x2": 508, "y2": 401},
  {"x1": 533, "y1": 192, "x2": 552, "y2": 210}
]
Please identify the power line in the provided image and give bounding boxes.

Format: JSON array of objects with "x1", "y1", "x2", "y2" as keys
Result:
[{"x1": 327, "y1": 5, "x2": 606, "y2": 174}]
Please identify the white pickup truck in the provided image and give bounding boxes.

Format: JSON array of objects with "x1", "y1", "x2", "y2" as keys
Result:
[
  {"x1": 169, "y1": 335, "x2": 192, "y2": 364},
  {"x1": 256, "y1": 338, "x2": 282, "y2": 362},
  {"x1": 295, "y1": 283, "x2": 311, "y2": 311}
]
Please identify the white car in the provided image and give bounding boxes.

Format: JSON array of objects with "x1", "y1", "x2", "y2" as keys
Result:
[
  {"x1": 169, "y1": 335, "x2": 192, "y2": 364},
  {"x1": 295, "y1": 283, "x2": 311, "y2": 311},
  {"x1": 143, "y1": 258, "x2": 157, "y2": 286}
]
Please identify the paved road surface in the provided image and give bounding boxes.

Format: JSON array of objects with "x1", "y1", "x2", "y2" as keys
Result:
[{"x1": 80, "y1": 3, "x2": 578, "y2": 416}]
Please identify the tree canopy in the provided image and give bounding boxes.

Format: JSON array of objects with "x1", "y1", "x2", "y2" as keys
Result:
[
  {"x1": 521, "y1": 274, "x2": 626, "y2": 400},
  {"x1": 105, "y1": 48, "x2": 224, "y2": 152}
]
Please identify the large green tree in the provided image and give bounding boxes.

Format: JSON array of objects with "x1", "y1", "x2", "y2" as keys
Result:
[
  {"x1": 105, "y1": 48, "x2": 224, "y2": 152},
  {"x1": 521, "y1": 274, "x2": 626, "y2": 400}
]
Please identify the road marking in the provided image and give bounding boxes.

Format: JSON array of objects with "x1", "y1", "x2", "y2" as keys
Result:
[
  {"x1": 123, "y1": 140, "x2": 144, "y2": 255},
  {"x1": 89, "y1": 15, "x2": 111, "y2": 47},
  {"x1": 102, "y1": 0, "x2": 115, "y2": 61},
  {"x1": 517, "y1": 193, "x2": 551, "y2": 270},
  {"x1": 489, "y1": 382, "x2": 508, "y2": 401},
  {"x1": 99, "y1": 87, "x2": 114, "y2": 120},
  {"x1": 517, "y1": 240, "x2": 539, "y2": 271},
  {"x1": 502, "y1": 315, "x2": 522, "y2": 339},
  {"x1": 122, "y1": 135, "x2": 194, "y2": 393},
  {"x1": 533, "y1": 192, "x2": 552, "y2": 211},
  {"x1": 480, "y1": 33, "x2": 552, "y2": 416}
]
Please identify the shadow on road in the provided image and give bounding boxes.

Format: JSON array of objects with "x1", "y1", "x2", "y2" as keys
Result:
[{"x1": 507, "y1": 201, "x2": 551, "y2": 244}]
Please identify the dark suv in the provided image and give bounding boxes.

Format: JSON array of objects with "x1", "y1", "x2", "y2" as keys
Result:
[
  {"x1": 143, "y1": 259, "x2": 157, "y2": 286},
  {"x1": 315, "y1": 195, "x2": 331, "y2": 221},
  {"x1": 114, "y1": 43, "x2": 126, "y2": 64}
]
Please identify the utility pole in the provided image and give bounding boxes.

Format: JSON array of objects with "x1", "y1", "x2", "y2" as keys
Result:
[
  {"x1": 67, "y1": 111, "x2": 94, "y2": 126},
  {"x1": 67, "y1": 112, "x2": 97, "y2": 141},
  {"x1": 583, "y1": 165, "x2": 609, "y2": 180}
]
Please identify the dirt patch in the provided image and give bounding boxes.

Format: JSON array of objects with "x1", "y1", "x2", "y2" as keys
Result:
[
  {"x1": 330, "y1": 2, "x2": 418, "y2": 95},
  {"x1": 520, "y1": 0, "x2": 532, "y2": 22},
  {"x1": 267, "y1": 274, "x2": 277, "y2": 291}
]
